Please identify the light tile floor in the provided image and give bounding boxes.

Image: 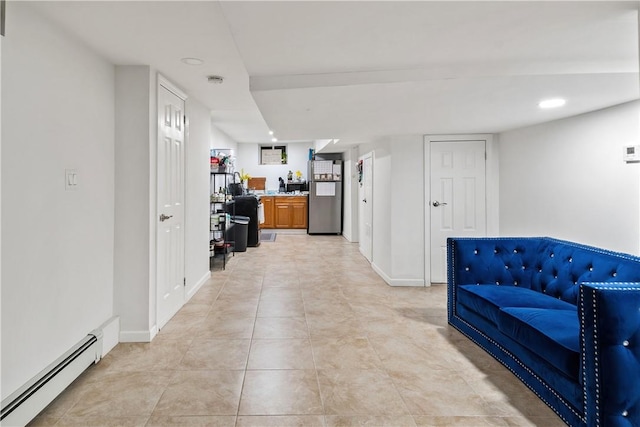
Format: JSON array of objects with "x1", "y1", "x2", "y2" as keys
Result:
[{"x1": 30, "y1": 234, "x2": 566, "y2": 427}]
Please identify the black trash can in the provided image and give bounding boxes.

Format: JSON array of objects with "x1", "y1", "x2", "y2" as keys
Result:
[
  {"x1": 234, "y1": 196, "x2": 260, "y2": 247},
  {"x1": 229, "y1": 215, "x2": 250, "y2": 252}
]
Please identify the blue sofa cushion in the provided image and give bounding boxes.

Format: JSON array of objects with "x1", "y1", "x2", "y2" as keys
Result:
[
  {"x1": 457, "y1": 284, "x2": 576, "y2": 325},
  {"x1": 497, "y1": 307, "x2": 580, "y2": 380}
]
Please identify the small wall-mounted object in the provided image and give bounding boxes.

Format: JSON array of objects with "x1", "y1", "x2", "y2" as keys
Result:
[
  {"x1": 623, "y1": 145, "x2": 640, "y2": 163},
  {"x1": 65, "y1": 169, "x2": 78, "y2": 191}
]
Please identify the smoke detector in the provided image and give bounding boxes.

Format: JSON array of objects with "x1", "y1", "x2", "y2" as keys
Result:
[{"x1": 207, "y1": 75, "x2": 224, "y2": 85}]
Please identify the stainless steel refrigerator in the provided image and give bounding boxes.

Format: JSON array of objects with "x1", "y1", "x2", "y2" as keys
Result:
[{"x1": 308, "y1": 160, "x2": 342, "y2": 234}]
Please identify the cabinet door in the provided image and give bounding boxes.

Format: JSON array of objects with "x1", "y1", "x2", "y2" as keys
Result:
[
  {"x1": 274, "y1": 203, "x2": 292, "y2": 228},
  {"x1": 291, "y1": 200, "x2": 308, "y2": 229},
  {"x1": 261, "y1": 197, "x2": 275, "y2": 229}
]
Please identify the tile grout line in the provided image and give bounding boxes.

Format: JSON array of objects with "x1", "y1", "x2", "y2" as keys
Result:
[
  {"x1": 299, "y1": 269, "x2": 329, "y2": 425},
  {"x1": 234, "y1": 269, "x2": 266, "y2": 426}
]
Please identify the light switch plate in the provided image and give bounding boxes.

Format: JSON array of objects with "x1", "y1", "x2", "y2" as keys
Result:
[{"x1": 65, "y1": 169, "x2": 78, "y2": 191}]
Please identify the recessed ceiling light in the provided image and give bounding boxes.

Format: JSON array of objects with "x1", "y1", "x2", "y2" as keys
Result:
[
  {"x1": 207, "y1": 75, "x2": 224, "y2": 84},
  {"x1": 268, "y1": 130, "x2": 274, "y2": 136},
  {"x1": 181, "y1": 57, "x2": 204, "y2": 66},
  {"x1": 271, "y1": 137, "x2": 278, "y2": 142},
  {"x1": 538, "y1": 98, "x2": 566, "y2": 109}
]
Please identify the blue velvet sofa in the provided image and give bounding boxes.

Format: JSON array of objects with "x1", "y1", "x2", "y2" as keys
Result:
[{"x1": 447, "y1": 237, "x2": 640, "y2": 427}]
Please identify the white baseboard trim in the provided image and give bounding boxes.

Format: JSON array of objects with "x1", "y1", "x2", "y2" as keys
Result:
[
  {"x1": 187, "y1": 270, "x2": 211, "y2": 300},
  {"x1": 98, "y1": 316, "x2": 120, "y2": 356},
  {"x1": 371, "y1": 262, "x2": 425, "y2": 287},
  {"x1": 388, "y1": 277, "x2": 425, "y2": 287},
  {"x1": 149, "y1": 324, "x2": 158, "y2": 341},
  {"x1": 371, "y1": 262, "x2": 392, "y2": 285},
  {"x1": 358, "y1": 246, "x2": 371, "y2": 261},
  {"x1": 119, "y1": 325, "x2": 157, "y2": 343}
]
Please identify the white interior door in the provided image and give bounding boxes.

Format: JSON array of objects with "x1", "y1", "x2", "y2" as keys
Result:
[
  {"x1": 359, "y1": 153, "x2": 373, "y2": 262},
  {"x1": 157, "y1": 78, "x2": 186, "y2": 329},
  {"x1": 430, "y1": 140, "x2": 486, "y2": 283}
]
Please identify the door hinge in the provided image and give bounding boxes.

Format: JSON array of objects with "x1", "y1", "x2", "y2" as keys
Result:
[{"x1": 183, "y1": 278, "x2": 186, "y2": 286}]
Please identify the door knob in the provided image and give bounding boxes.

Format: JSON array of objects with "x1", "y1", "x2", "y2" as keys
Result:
[
  {"x1": 362, "y1": 198, "x2": 367, "y2": 203},
  {"x1": 432, "y1": 201, "x2": 448, "y2": 207},
  {"x1": 159, "y1": 214, "x2": 173, "y2": 222}
]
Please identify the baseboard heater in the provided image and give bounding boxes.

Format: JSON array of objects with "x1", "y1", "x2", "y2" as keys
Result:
[{"x1": 1, "y1": 330, "x2": 103, "y2": 427}]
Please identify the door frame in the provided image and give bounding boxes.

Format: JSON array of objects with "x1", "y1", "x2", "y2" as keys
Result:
[
  {"x1": 156, "y1": 74, "x2": 188, "y2": 330},
  {"x1": 423, "y1": 134, "x2": 499, "y2": 285}
]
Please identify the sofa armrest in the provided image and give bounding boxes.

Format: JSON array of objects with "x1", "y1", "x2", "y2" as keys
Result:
[{"x1": 580, "y1": 282, "x2": 640, "y2": 426}]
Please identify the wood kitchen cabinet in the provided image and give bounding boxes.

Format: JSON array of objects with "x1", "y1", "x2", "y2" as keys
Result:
[
  {"x1": 267, "y1": 196, "x2": 308, "y2": 229},
  {"x1": 290, "y1": 199, "x2": 307, "y2": 228},
  {"x1": 260, "y1": 196, "x2": 275, "y2": 229},
  {"x1": 275, "y1": 203, "x2": 292, "y2": 228}
]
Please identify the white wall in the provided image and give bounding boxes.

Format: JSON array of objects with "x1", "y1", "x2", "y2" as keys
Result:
[
  {"x1": 1, "y1": 2, "x2": 115, "y2": 398},
  {"x1": 211, "y1": 124, "x2": 238, "y2": 153},
  {"x1": 236, "y1": 142, "x2": 313, "y2": 191},
  {"x1": 148, "y1": 73, "x2": 159, "y2": 335},
  {"x1": 358, "y1": 136, "x2": 426, "y2": 286},
  {"x1": 114, "y1": 66, "x2": 152, "y2": 340},
  {"x1": 185, "y1": 98, "x2": 212, "y2": 298},
  {"x1": 210, "y1": 124, "x2": 239, "y2": 193},
  {"x1": 390, "y1": 135, "x2": 424, "y2": 285},
  {"x1": 372, "y1": 144, "x2": 392, "y2": 278},
  {"x1": 499, "y1": 100, "x2": 640, "y2": 255},
  {"x1": 1, "y1": 23, "x2": 4, "y2": 393}
]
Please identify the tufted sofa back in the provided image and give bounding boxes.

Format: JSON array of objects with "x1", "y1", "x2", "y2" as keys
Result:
[{"x1": 449, "y1": 237, "x2": 640, "y2": 306}]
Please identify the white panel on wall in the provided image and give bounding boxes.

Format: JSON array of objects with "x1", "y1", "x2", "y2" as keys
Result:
[
  {"x1": 372, "y1": 142, "x2": 392, "y2": 277},
  {"x1": 2, "y1": 2, "x2": 115, "y2": 398},
  {"x1": 114, "y1": 66, "x2": 152, "y2": 340},
  {"x1": 499, "y1": 100, "x2": 640, "y2": 254},
  {"x1": 389, "y1": 135, "x2": 425, "y2": 286},
  {"x1": 185, "y1": 98, "x2": 213, "y2": 299}
]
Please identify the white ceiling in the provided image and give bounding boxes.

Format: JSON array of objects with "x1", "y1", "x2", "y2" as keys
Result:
[
  {"x1": 31, "y1": 1, "x2": 639, "y2": 150},
  {"x1": 30, "y1": 0, "x2": 271, "y2": 142}
]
